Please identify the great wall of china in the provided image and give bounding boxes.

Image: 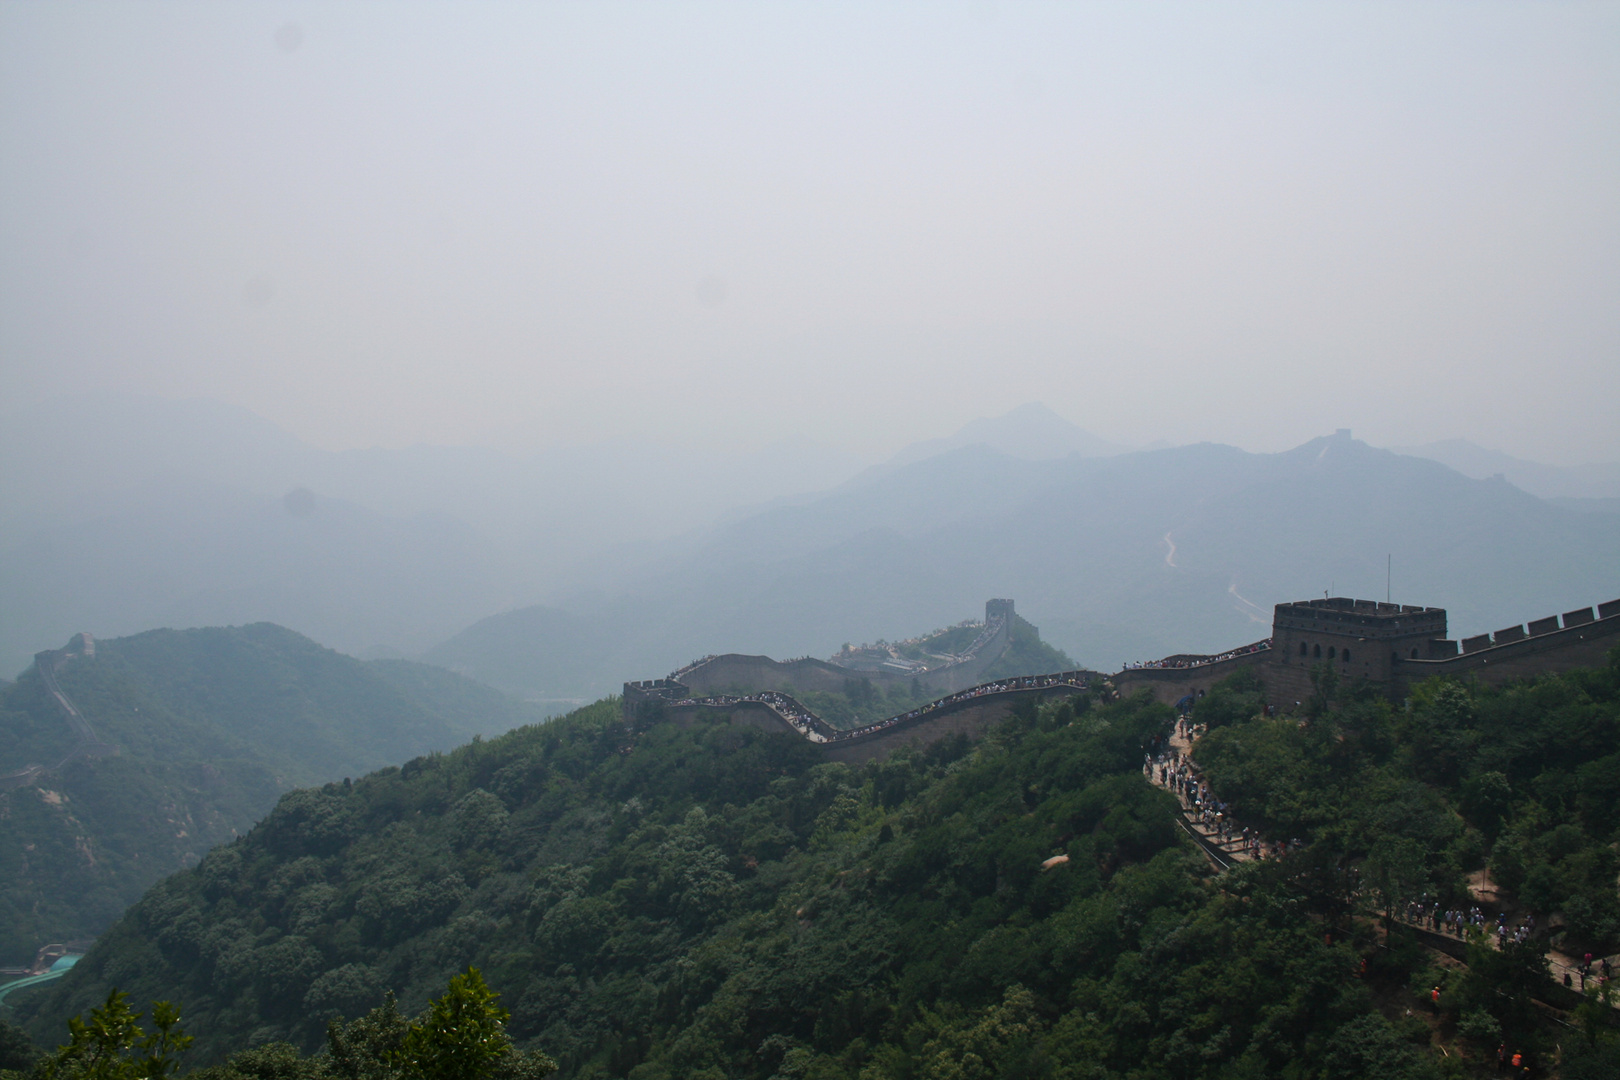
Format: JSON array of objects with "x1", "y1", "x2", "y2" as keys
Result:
[
  {"x1": 665, "y1": 598, "x2": 1023, "y2": 702},
  {"x1": 0, "y1": 633, "x2": 115, "y2": 791},
  {"x1": 625, "y1": 594, "x2": 1620, "y2": 765},
  {"x1": 14, "y1": 595, "x2": 1620, "y2": 780},
  {"x1": 623, "y1": 600, "x2": 1098, "y2": 763}
]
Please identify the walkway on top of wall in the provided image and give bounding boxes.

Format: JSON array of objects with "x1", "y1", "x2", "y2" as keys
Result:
[{"x1": 667, "y1": 671, "x2": 1095, "y2": 749}]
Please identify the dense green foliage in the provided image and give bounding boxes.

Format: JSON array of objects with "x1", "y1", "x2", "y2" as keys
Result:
[
  {"x1": 0, "y1": 1018, "x2": 40, "y2": 1073},
  {"x1": 11, "y1": 968, "x2": 554, "y2": 1080},
  {"x1": 1187, "y1": 667, "x2": 1265, "y2": 732},
  {"x1": 27, "y1": 990, "x2": 192, "y2": 1080},
  {"x1": 18, "y1": 685, "x2": 1474, "y2": 1080},
  {"x1": 1194, "y1": 650, "x2": 1620, "y2": 1064},
  {"x1": 1197, "y1": 653, "x2": 1620, "y2": 952},
  {"x1": 0, "y1": 625, "x2": 544, "y2": 966}
]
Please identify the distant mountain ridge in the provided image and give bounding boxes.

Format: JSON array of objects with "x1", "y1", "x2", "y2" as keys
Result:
[
  {"x1": 0, "y1": 396, "x2": 1120, "y2": 678},
  {"x1": 0, "y1": 393, "x2": 870, "y2": 674},
  {"x1": 8, "y1": 392, "x2": 1616, "y2": 701},
  {"x1": 1392, "y1": 437, "x2": 1620, "y2": 500},
  {"x1": 883, "y1": 402, "x2": 1127, "y2": 467},
  {"x1": 429, "y1": 430, "x2": 1620, "y2": 700}
]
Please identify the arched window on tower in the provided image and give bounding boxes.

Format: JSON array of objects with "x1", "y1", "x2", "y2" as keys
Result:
[
  {"x1": 1411, "y1": 648, "x2": 1418, "y2": 659},
  {"x1": 1300, "y1": 642, "x2": 1308, "y2": 656},
  {"x1": 1391, "y1": 651, "x2": 1399, "y2": 664},
  {"x1": 1313, "y1": 644, "x2": 1321, "y2": 659},
  {"x1": 1343, "y1": 648, "x2": 1352, "y2": 662},
  {"x1": 1328, "y1": 646, "x2": 1336, "y2": 659}
]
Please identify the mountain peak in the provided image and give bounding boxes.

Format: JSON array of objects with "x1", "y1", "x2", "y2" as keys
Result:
[{"x1": 887, "y1": 403, "x2": 1124, "y2": 467}]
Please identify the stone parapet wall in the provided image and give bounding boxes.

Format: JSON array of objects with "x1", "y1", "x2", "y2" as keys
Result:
[
  {"x1": 820, "y1": 698, "x2": 1015, "y2": 765},
  {"x1": 820, "y1": 682, "x2": 1085, "y2": 764},
  {"x1": 1394, "y1": 609, "x2": 1620, "y2": 692},
  {"x1": 658, "y1": 680, "x2": 1089, "y2": 766},
  {"x1": 1111, "y1": 647, "x2": 1271, "y2": 708},
  {"x1": 627, "y1": 595, "x2": 1620, "y2": 755},
  {"x1": 678, "y1": 654, "x2": 859, "y2": 697},
  {"x1": 663, "y1": 700, "x2": 798, "y2": 739}
]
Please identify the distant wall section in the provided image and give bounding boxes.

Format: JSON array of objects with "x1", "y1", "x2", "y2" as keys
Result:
[
  {"x1": 664, "y1": 680, "x2": 1090, "y2": 766},
  {"x1": 675, "y1": 599, "x2": 1017, "y2": 700},
  {"x1": 626, "y1": 596, "x2": 1620, "y2": 766},
  {"x1": 1112, "y1": 648, "x2": 1271, "y2": 708},
  {"x1": 820, "y1": 679, "x2": 1087, "y2": 765}
]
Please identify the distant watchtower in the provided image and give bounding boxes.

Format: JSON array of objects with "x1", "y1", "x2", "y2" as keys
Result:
[
  {"x1": 986, "y1": 598, "x2": 1015, "y2": 623},
  {"x1": 1270, "y1": 598, "x2": 1447, "y2": 695}
]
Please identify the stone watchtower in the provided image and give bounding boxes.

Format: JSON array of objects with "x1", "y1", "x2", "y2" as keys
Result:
[
  {"x1": 1268, "y1": 598, "x2": 1447, "y2": 701},
  {"x1": 985, "y1": 598, "x2": 1015, "y2": 623}
]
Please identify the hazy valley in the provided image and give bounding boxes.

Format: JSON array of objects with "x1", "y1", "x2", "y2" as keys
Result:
[{"x1": 5, "y1": 396, "x2": 1617, "y2": 709}]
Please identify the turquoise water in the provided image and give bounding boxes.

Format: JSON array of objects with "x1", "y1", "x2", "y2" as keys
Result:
[{"x1": 0, "y1": 954, "x2": 82, "y2": 1006}]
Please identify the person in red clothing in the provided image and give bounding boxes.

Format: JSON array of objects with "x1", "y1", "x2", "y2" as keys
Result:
[{"x1": 1430, "y1": 986, "x2": 1441, "y2": 1014}]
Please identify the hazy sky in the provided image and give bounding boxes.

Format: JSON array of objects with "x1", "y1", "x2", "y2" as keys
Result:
[{"x1": 3, "y1": 2, "x2": 1617, "y2": 462}]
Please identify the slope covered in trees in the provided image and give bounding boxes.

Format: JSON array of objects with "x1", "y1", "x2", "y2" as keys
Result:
[
  {"x1": 16, "y1": 654, "x2": 1620, "y2": 1078},
  {"x1": 1194, "y1": 650, "x2": 1620, "y2": 963},
  {"x1": 0, "y1": 689, "x2": 1480, "y2": 1077},
  {"x1": 0, "y1": 625, "x2": 543, "y2": 967}
]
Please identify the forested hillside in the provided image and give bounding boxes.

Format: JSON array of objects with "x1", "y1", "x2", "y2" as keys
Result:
[
  {"x1": 0, "y1": 625, "x2": 543, "y2": 967},
  {"x1": 1194, "y1": 652, "x2": 1620, "y2": 960},
  {"x1": 16, "y1": 654, "x2": 1620, "y2": 1078}
]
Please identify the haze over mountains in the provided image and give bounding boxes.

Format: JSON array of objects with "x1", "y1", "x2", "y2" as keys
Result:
[
  {"x1": 0, "y1": 623, "x2": 540, "y2": 966},
  {"x1": 1391, "y1": 438, "x2": 1620, "y2": 511},
  {"x1": 3, "y1": 394, "x2": 1617, "y2": 702},
  {"x1": 0, "y1": 393, "x2": 867, "y2": 674},
  {"x1": 434, "y1": 431, "x2": 1620, "y2": 700}
]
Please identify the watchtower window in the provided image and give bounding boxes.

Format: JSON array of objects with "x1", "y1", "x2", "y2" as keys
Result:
[
  {"x1": 1313, "y1": 644, "x2": 1321, "y2": 659},
  {"x1": 1300, "y1": 642, "x2": 1308, "y2": 656},
  {"x1": 1327, "y1": 646, "x2": 1336, "y2": 659},
  {"x1": 1342, "y1": 648, "x2": 1351, "y2": 662},
  {"x1": 1410, "y1": 648, "x2": 1418, "y2": 659},
  {"x1": 1391, "y1": 651, "x2": 1399, "y2": 664}
]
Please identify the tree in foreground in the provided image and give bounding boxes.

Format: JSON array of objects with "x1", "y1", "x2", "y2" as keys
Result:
[
  {"x1": 328, "y1": 968, "x2": 555, "y2": 1080},
  {"x1": 27, "y1": 991, "x2": 191, "y2": 1080},
  {"x1": 26, "y1": 968, "x2": 553, "y2": 1080}
]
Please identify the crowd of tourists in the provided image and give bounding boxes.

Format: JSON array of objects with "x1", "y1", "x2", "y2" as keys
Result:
[
  {"x1": 1147, "y1": 735, "x2": 1297, "y2": 862},
  {"x1": 1122, "y1": 639, "x2": 1272, "y2": 671},
  {"x1": 753, "y1": 691, "x2": 835, "y2": 741},
  {"x1": 828, "y1": 672, "x2": 1088, "y2": 742},
  {"x1": 1405, "y1": 900, "x2": 1495, "y2": 938},
  {"x1": 1161, "y1": 708, "x2": 1620, "y2": 1059},
  {"x1": 667, "y1": 655, "x2": 718, "y2": 681}
]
